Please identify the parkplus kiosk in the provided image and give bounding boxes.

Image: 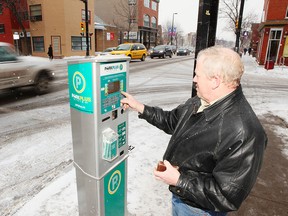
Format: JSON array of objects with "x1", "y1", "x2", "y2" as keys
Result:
[{"x1": 68, "y1": 55, "x2": 130, "y2": 216}]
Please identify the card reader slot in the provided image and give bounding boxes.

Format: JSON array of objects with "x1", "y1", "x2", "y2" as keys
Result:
[{"x1": 102, "y1": 116, "x2": 110, "y2": 122}]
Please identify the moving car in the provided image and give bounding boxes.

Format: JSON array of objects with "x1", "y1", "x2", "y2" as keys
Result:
[
  {"x1": 176, "y1": 47, "x2": 191, "y2": 56},
  {"x1": 150, "y1": 45, "x2": 173, "y2": 59},
  {"x1": 110, "y1": 43, "x2": 147, "y2": 61},
  {"x1": 0, "y1": 42, "x2": 55, "y2": 94}
]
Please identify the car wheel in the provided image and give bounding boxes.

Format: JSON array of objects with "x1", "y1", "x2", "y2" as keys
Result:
[
  {"x1": 34, "y1": 72, "x2": 50, "y2": 95},
  {"x1": 163, "y1": 53, "x2": 166, "y2": 58},
  {"x1": 141, "y1": 54, "x2": 146, "y2": 61},
  {"x1": 151, "y1": 56, "x2": 154, "y2": 59},
  {"x1": 169, "y1": 54, "x2": 172, "y2": 58}
]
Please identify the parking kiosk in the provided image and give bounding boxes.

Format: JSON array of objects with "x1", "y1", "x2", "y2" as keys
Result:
[{"x1": 68, "y1": 55, "x2": 130, "y2": 216}]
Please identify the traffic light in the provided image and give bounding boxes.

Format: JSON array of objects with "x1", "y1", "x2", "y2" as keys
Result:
[
  {"x1": 80, "y1": 22, "x2": 85, "y2": 32},
  {"x1": 235, "y1": 19, "x2": 239, "y2": 29}
]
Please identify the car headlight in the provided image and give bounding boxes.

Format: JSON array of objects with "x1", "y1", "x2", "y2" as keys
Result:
[{"x1": 160, "y1": 51, "x2": 163, "y2": 53}]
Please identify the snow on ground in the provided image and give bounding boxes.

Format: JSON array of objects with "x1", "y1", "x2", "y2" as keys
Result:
[{"x1": 0, "y1": 55, "x2": 287, "y2": 216}]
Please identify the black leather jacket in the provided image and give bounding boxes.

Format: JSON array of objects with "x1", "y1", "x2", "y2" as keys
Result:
[{"x1": 139, "y1": 86, "x2": 267, "y2": 212}]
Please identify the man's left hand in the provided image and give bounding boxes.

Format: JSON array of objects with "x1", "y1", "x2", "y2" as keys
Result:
[{"x1": 153, "y1": 160, "x2": 180, "y2": 186}]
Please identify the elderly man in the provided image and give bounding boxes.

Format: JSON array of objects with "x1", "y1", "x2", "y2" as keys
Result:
[{"x1": 121, "y1": 46, "x2": 267, "y2": 216}]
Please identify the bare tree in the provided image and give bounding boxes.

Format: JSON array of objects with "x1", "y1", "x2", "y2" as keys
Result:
[
  {"x1": 112, "y1": 0, "x2": 137, "y2": 42},
  {"x1": 0, "y1": 0, "x2": 30, "y2": 54},
  {"x1": 219, "y1": 0, "x2": 260, "y2": 37}
]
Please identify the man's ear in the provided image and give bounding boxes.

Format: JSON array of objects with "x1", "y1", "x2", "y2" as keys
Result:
[{"x1": 212, "y1": 75, "x2": 221, "y2": 89}]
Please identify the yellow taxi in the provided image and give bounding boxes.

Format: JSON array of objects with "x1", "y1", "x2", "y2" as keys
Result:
[{"x1": 110, "y1": 43, "x2": 147, "y2": 61}]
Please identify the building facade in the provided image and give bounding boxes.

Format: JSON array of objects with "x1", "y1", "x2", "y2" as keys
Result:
[
  {"x1": 95, "y1": 0, "x2": 160, "y2": 49},
  {"x1": 1, "y1": 0, "x2": 96, "y2": 58},
  {"x1": 27, "y1": 0, "x2": 95, "y2": 58},
  {"x1": 257, "y1": 0, "x2": 288, "y2": 66},
  {"x1": 0, "y1": 0, "x2": 31, "y2": 54}
]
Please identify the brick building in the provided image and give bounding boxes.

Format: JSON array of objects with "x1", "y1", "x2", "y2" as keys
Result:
[
  {"x1": 95, "y1": 0, "x2": 160, "y2": 49},
  {"x1": 1, "y1": 0, "x2": 96, "y2": 58},
  {"x1": 1, "y1": 0, "x2": 160, "y2": 57},
  {"x1": 257, "y1": 0, "x2": 288, "y2": 66},
  {"x1": 0, "y1": 0, "x2": 31, "y2": 55}
]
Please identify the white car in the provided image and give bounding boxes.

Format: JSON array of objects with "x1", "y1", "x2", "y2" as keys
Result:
[{"x1": 0, "y1": 42, "x2": 55, "y2": 94}]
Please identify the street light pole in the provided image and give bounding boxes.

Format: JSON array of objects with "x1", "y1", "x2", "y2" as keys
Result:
[
  {"x1": 235, "y1": 0, "x2": 245, "y2": 53},
  {"x1": 170, "y1": 13, "x2": 177, "y2": 45},
  {"x1": 81, "y1": 0, "x2": 89, "y2": 56}
]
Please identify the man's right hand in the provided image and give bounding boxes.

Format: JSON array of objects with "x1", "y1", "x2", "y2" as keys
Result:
[{"x1": 120, "y1": 92, "x2": 145, "y2": 114}]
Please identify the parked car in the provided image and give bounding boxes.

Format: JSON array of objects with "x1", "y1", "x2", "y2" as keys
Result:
[
  {"x1": 150, "y1": 45, "x2": 173, "y2": 59},
  {"x1": 176, "y1": 47, "x2": 191, "y2": 56},
  {"x1": 0, "y1": 42, "x2": 55, "y2": 94},
  {"x1": 110, "y1": 43, "x2": 147, "y2": 61}
]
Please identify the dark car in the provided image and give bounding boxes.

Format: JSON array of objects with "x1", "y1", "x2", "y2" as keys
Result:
[
  {"x1": 150, "y1": 45, "x2": 173, "y2": 59},
  {"x1": 176, "y1": 47, "x2": 191, "y2": 56}
]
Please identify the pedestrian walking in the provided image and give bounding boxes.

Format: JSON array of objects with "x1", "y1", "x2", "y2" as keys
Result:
[
  {"x1": 121, "y1": 46, "x2": 267, "y2": 216},
  {"x1": 47, "y1": 44, "x2": 53, "y2": 60},
  {"x1": 248, "y1": 47, "x2": 252, "y2": 56}
]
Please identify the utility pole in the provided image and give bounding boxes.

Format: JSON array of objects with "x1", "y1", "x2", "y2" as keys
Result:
[
  {"x1": 192, "y1": 0, "x2": 219, "y2": 97},
  {"x1": 170, "y1": 13, "x2": 177, "y2": 45},
  {"x1": 81, "y1": 0, "x2": 89, "y2": 56},
  {"x1": 235, "y1": 0, "x2": 245, "y2": 53}
]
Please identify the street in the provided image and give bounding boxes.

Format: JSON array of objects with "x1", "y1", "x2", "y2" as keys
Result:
[{"x1": 0, "y1": 55, "x2": 287, "y2": 215}]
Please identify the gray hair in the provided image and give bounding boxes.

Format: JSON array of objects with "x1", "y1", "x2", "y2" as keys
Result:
[{"x1": 197, "y1": 46, "x2": 244, "y2": 87}]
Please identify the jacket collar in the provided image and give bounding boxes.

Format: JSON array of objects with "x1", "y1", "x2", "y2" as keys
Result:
[{"x1": 202, "y1": 85, "x2": 243, "y2": 122}]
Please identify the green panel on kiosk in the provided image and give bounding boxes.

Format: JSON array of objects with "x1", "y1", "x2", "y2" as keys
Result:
[
  {"x1": 104, "y1": 160, "x2": 126, "y2": 216},
  {"x1": 68, "y1": 62, "x2": 94, "y2": 113},
  {"x1": 100, "y1": 61, "x2": 127, "y2": 114}
]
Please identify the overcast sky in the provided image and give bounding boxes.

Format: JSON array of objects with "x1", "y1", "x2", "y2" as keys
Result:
[{"x1": 158, "y1": 0, "x2": 265, "y2": 41}]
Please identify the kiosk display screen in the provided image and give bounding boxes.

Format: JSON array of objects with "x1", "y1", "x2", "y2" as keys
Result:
[{"x1": 107, "y1": 81, "x2": 120, "y2": 94}]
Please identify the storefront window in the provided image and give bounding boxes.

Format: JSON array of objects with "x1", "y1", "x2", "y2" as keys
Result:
[
  {"x1": 267, "y1": 29, "x2": 282, "y2": 62},
  {"x1": 71, "y1": 36, "x2": 91, "y2": 51},
  {"x1": 32, "y1": 36, "x2": 45, "y2": 52}
]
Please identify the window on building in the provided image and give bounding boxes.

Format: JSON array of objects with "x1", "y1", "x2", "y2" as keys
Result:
[
  {"x1": 267, "y1": 29, "x2": 282, "y2": 62},
  {"x1": 151, "y1": 17, "x2": 157, "y2": 28},
  {"x1": 144, "y1": 0, "x2": 150, "y2": 8},
  {"x1": 71, "y1": 36, "x2": 91, "y2": 51},
  {"x1": 151, "y1": 1, "x2": 157, "y2": 11},
  {"x1": 30, "y1": 4, "x2": 42, "y2": 21},
  {"x1": 143, "y1": 15, "x2": 150, "y2": 27},
  {"x1": 32, "y1": 36, "x2": 45, "y2": 52},
  {"x1": 286, "y1": 6, "x2": 288, "y2": 18},
  {"x1": 0, "y1": 24, "x2": 5, "y2": 34},
  {"x1": 0, "y1": 3, "x2": 3, "y2": 14}
]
